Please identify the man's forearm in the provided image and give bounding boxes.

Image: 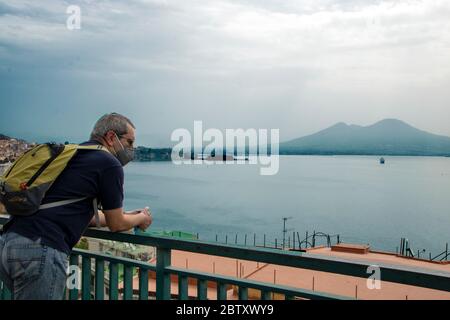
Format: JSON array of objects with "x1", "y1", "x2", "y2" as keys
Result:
[
  {"x1": 91, "y1": 209, "x2": 145, "y2": 232},
  {"x1": 113, "y1": 213, "x2": 143, "y2": 232}
]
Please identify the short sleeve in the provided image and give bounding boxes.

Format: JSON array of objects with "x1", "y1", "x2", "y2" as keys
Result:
[{"x1": 98, "y1": 165, "x2": 124, "y2": 210}]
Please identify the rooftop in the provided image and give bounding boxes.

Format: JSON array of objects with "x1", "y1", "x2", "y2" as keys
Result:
[{"x1": 120, "y1": 245, "x2": 450, "y2": 300}]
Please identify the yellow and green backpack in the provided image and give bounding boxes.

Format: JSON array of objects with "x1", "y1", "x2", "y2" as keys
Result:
[{"x1": 0, "y1": 143, "x2": 108, "y2": 224}]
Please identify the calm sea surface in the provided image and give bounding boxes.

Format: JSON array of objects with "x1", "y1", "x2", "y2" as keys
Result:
[{"x1": 123, "y1": 156, "x2": 450, "y2": 255}]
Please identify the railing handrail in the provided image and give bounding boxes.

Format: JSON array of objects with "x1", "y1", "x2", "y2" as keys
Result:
[
  {"x1": 1, "y1": 215, "x2": 450, "y2": 293},
  {"x1": 70, "y1": 248, "x2": 352, "y2": 300},
  {"x1": 165, "y1": 266, "x2": 355, "y2": 300}
]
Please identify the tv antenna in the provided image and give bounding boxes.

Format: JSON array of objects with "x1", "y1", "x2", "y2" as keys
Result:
[{"x1": 282, "y1": 217, "x2": 294, "y2": 250}]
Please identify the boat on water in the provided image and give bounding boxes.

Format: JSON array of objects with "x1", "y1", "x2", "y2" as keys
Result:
[
  {"x1": 233, "y1": 155, "x2": 249, "y2": 161},
  {"x1": 195, "y1": 153, "x2": 246, "y2": 161}
]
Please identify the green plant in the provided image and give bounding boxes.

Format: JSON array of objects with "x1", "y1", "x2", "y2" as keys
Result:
[{"x1": 75, "y1": 237, "x2": 89, "y2": 250}]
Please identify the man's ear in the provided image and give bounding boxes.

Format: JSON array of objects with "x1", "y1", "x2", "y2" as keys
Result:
[{"x1": 104, "y1": 131, "x2": 116, "y2": 147}]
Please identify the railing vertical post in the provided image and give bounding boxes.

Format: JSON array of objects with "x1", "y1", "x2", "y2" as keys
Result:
[
  {"x1": 261, "y1": 291, "x2": 272, "y2": 300},
  {"x1": 95, "y1": 259, "x2": 105, "y2": 300},
  {"x1": 124, "y1": 265, "x2": 134, "y2": 300},
  {"x1": 156, "y1": 247, "x2": 172, "y2": 300},
  {"x1": 109, "y1": 263, "x2": 119, "y2": 300},
  {"x1": 197, "y1": 279, "x2": 208, "y2": 300},
  {"x1": 217, "y1": 282, "x2": 227, "y2": 300},
  {"x1": 178, "y1": 276, "x2": 188, "y2": 300},
  {"x1": 139, "y1": 268, "x2": 149, "y2": 300},
  {"x1": 69, "y1": 254, "x2": 79, "y2": 300},
  {"x1": 81, "y1": 256, "x2": 91, "y2": 300},
  {"x1": 238, "y1": 286, "x2": 248, "y2": 300}
]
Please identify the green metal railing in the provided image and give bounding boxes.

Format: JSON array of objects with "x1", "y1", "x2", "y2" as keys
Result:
[{"x1": 1, "y1": 216, "x2": 450, "y2": 300}]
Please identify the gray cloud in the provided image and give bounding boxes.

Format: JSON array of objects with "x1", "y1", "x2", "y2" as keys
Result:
[{"x1": 1, "y1": 0, "x2": 450, "y2": 146}]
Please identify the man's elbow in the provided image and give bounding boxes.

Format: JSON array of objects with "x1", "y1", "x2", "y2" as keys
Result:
[
  {"x1": 102, "y1": 208, "x2": 126, "y2": 232},
  {"x1": 107, "y1": 221, "x2": 131, "y2": 233},
  {"x1": 107, "y1": 224, "x2": 121, "y2": 232}
]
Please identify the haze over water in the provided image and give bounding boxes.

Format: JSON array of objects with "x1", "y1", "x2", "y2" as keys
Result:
[{"x1": 123, "y1": 156, "x2": 450, "y2": 255}]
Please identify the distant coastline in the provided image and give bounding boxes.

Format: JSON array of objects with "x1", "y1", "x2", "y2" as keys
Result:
[
  {"x1": 2, "y1": 118, "x2": 450, "y2": 163},
  {"x1": 134, "y1": 147, "x2": 172, "y2": 161},
  {"x1": 276, "y1": 152, "x2": 450, "y2": 158}
]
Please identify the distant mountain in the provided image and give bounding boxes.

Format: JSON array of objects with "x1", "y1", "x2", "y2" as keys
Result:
[{"x1": 280, "y1": 119, "x2": 450, "y2": 156}]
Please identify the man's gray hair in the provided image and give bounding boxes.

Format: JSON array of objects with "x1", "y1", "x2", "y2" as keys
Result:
[{"x1": 90, "y1": 112, "x2": 135, "y2": 140}]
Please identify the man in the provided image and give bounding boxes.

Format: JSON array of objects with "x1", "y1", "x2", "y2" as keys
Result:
[{"x1": 0, "y1": 112, "x2": 152, "y2": 299}]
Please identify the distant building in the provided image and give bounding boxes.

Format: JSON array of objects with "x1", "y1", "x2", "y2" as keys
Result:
[
  {"x1": 0, "y1": 136, "x2": 34, "y2": 165},
  {"x1": 134, "y1": 147, "x2": 172, "y2": 161},
  {"x1": 86, "y1": 238, "x2": 155, "y2": 262}
]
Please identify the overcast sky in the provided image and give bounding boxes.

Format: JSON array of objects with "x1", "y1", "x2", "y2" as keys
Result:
[{"x1": 1, "y1": 0, "x2": 449, "y2": 146}]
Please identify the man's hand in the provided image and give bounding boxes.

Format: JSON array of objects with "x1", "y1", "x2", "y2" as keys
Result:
[
  {"x1": 136, "y1": 207, "x2": 152, "y2": 231},
  {"x1": 102, "y1": 207, "x2": 153, "y2": 232}
]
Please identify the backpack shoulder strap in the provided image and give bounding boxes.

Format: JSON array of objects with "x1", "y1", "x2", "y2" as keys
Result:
[
  {"x1": 39, "y1": 197, "x2": 89, "y2": 210},
  {"x1": 73, "y1": 144, "x2": 111, "y2": 153},
  {"x1": 39, "y1": 197, "x2": 101, "y2": 228}
]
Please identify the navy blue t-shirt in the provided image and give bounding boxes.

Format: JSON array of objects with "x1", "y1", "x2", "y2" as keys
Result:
[{"x1": 3, "y1": 140, "x2": 124, "y2": 254}]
